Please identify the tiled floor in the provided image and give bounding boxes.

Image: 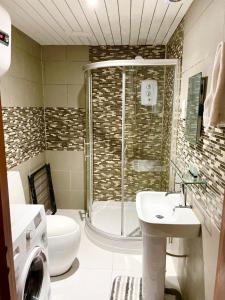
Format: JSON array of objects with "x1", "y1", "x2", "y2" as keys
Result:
[{"x1": 51, "y1": 209, "x2": 179, "y2": 300}]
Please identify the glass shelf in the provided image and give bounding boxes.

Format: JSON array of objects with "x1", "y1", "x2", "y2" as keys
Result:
[{"x1": 170, "y1": 160, "x2": 207, "y2": 185}]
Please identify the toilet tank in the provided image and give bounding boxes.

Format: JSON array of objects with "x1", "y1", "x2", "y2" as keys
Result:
[
  {"x1": 7, "y1": 171, "x2": 26, "y2": 204},
  {"x1": 0, "y1": 5, "x2": 11, "y2": 78}
]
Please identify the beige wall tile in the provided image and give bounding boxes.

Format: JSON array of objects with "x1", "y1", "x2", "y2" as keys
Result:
[
  {"x1": 45, "y1": 150, "x2": 84, "y2": 172},
  {"x1": 52, "y1": 170, "x2": 70, "y2": 190},
  {"x1": 44, "y1": 84, "x2": 67, "y2": 107},
  {"x1": 42, "y1": 46, "x2": 66, "y2": 61},
  {"x1": 70, "y1": 189, "x2": 85, "y2": 209},
  {"x1": 184, "y1": 0, "x2": 214, "y2": 35},
  {"x1": 67, "y1": 62, "x2": 86, "y2": 85},
  {"x1": 46, "y1": 150, "x2": 85, "y2": 209},
  {"x1": 9, "y1": 77, "x2": 26, "y2": 106},
  {"x1": 70, "y1": 151, "x2": 84, "y2": 172},
  {"x1": 23, "y1": 55, "x2": 42, "y2": 83},
  {"x1": 44, "y1": 61, "x2": 68, "y2": 85},
  {"x1": 182, "y1": 0, "x2": 225, "y2": 72},
  {"x1": 24, "y1": 81, "x2": 43, "y2": 107},
  {"x1": 9, "y1": 47, "x2": 25, "y2": 79},
  {"x1": 0, "y1": 75, "x2": 12, "y2": 106},
  {"x1": 54, "y1": 189, "x2": 85, "y2": 209},
  {"x1": 54, "y1": 188, "x2": 71, "y2": 209},
  {"x1": 67, "y1": 84, "x2": 85, "y2": 108},
  {"x1": 70, "y1": 171, "x2": 84, "y2": 190},
  {"x1": 12, "y1": 26, "x2": 42, "y2": 59},
  {"x1": 67, "y1": 46, "x2": 89, "y2": 61}
]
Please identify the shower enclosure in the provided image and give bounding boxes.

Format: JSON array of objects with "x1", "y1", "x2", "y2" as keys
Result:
[{"x1": 84, "y1": 59, "x2": 179, "y2": 251}]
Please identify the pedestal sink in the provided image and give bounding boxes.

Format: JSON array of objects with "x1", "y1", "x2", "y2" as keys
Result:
[{"x1": 136, "y1": 191, "x2": 200, "y2": 300}]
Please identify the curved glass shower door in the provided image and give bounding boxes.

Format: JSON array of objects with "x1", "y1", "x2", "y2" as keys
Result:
[
  {"x1": 84, "y1": 60, "x2": 177, "y2": 241},
  {"x1": 86, "y1": 66, "x2": 124, "y2": 236},
  {"x1": 123, "y1": 65, "x2": 169, "y2": 238},
  {"x1": 85, "y1": 70, "x2": 93, "y2": 218}
]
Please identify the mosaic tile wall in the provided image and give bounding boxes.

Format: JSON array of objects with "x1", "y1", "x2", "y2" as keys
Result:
[
  {"x1": 124, "y1": 66, "x2": 168, "y2": 200},
  {"x1": 2, "y1": 107, "x2": 45, "y2": 169},
  {"x1": 90, "y1": 45, "x2": 166, "y2": 62},
  {"x1": 167, "y1": 21, "x2": 225, "y2": 229},
  {"x1": 90, "y1": 45, "x2": 174, "y2": 201},
  {"x1": 44, "y1": 108, "x2": 85, "y2": 151}
]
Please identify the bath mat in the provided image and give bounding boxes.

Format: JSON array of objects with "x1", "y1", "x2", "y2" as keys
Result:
[{"x1": 110, "y1": 276, "x2": 182, "y2": 300}]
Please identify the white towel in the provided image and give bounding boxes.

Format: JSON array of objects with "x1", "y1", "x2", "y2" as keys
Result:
[{"x1": 203, "y1": 42, "x2": 225, "y2": 129}]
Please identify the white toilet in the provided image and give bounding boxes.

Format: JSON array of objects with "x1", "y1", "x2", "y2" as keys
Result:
[
  {"x1": 47, "y1": 215, "x2": 80, "y2": 276},
  {"x1": 7, "y1": 171, "x2": 81, "y2": 277}
]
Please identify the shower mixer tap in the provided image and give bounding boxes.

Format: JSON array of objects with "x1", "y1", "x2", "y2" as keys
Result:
[{"x1": 165, "y1": 183, "x2": 192, "y2": 210}]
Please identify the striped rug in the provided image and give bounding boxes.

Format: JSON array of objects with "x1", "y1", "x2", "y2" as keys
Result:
[{"x1": 110, "y1": 276, "x2": 180, "y2": 300}]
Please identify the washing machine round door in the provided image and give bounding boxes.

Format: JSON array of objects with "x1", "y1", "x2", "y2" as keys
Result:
[{"x1": 19, "y1": 246, "x2": 50, "y2": 300}]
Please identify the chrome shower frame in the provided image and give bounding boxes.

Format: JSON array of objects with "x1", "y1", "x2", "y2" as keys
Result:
[{"x1": 83, "y1": 58, "x2": 180, "y2": 251}]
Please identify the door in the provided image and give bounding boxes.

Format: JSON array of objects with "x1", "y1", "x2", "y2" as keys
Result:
[
  {"x1": 0, "y1": 95, "x2": 17, "y2": 299},
  {"x1": 214, "y1": 191, "x2": 225, "y2": 299}
]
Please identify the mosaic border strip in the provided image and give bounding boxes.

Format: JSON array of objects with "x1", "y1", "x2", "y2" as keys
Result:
[{"x1": 3, "y1": 107, "x2": 45, "y2": 169}]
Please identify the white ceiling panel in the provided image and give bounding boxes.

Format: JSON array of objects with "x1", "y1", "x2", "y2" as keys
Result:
[
  {"x1": 129, "y1": 0, "x2": 144, "y2": 45},
  {"x1": 146, "y1": 0, "x2": 170, "y2": 45},
  {"x1": 117, "y1": 0, "x2": 131, "y2": 45},
  {"x1": 137, "y1": 0, "x2": 157, "y2": 45},
  {"x1": 0, "y1": 0, "x2": 193, "y2": 45},
  {"x1": 105, "y1": 0, "x2": 121, "y2": 45}
]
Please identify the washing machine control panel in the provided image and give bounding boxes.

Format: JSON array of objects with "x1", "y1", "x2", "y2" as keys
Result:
[{"x1": 26, "y1": 213, "x2": 43, "y2": 241}]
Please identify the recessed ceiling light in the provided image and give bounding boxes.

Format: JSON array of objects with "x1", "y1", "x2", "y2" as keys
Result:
[{"x1": 87, "y1": 0, "x2": 98, "y2": 7}]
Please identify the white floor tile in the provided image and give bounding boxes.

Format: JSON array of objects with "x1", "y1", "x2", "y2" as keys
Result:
[
  {"x1": 77, "y1": 231, "x2": 113, "y2": 270},
  {"x1": 112, "y1": 252, "x2": 142, "y2": 275},
  {"x1": 51, "y1": 209, "x2": 180, "y2": 299},
  {"x1": 51, "y1": 267, "x2": 112, "y2": 300}
]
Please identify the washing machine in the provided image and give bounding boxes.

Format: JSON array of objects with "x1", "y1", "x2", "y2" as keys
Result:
[{"x1": 10, "y1": 204, "x2": 51, "y2": 300}]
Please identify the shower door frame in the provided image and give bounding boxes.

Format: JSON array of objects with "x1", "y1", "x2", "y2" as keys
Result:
[{"x1": 84, "y1": 59, "x2": 180, "y2": 240}]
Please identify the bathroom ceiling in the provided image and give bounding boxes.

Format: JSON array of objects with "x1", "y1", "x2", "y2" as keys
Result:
[{"x1": 0, "y1": 0, "x2": 193, "y2": 46}]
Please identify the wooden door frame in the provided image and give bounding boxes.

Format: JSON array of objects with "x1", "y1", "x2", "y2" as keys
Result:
[
  {"x1": 0, "y1": 96, "x2": 17, "y2": 300},
  {"x1": 214, "y1": 191, "x2": 225, "y2": 300}
]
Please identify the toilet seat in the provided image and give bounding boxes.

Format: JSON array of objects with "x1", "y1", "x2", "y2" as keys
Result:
[{"x1": 47, "y1": 215, "x2": 79, "y2": 237}]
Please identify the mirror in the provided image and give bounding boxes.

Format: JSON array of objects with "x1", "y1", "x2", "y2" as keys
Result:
[{"x1": 185, "y1": 73, "x2": 206, "y2": 145}]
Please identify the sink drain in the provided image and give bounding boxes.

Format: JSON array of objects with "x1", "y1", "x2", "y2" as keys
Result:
[{"x1": 155, "y1": 214, "x2": 164, "y2": 219}]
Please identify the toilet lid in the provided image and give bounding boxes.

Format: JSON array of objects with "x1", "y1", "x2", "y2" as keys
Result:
[{"x1": 47, "y1": 215, "x2": 79, "y2": 237}]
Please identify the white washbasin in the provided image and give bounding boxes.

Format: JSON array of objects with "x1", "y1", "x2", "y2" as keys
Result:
[{"x1": 136, "y1": 191, "x2": 200, "y2": 238}]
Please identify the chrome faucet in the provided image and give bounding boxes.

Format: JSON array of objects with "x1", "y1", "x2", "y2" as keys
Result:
[{"x1": 165, "y1": 183, "x2": 192, "y2": 212}]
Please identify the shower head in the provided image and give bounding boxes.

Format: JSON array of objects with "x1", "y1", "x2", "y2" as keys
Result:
[{"x1": 168, "y1": 0, "x2": 182, "y2": 2}]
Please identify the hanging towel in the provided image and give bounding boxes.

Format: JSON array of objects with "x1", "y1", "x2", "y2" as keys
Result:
[{"x1": 203, "y1": 42, "x2": 225, "y2": 129}]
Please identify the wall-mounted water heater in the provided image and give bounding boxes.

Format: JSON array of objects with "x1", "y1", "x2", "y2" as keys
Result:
[{"x1": 0, "y1": 5, "x2": 11, "y2": 78}]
